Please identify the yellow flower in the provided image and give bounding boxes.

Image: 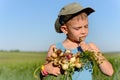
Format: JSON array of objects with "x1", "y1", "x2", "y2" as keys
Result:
[
  {"x1": 61, "y1": 59, "x2": 68, "y2": 64},
  {"x1": 62, "y1": 64, "x2": 68, "y2": 70},
  {"x1": 75, "y1": 63, "x2": 82, "y2": 68},
  {"x1": 70, "y1": 57, "x2": 76, "y2": 63},
  {"x1": 51, "y1": 52, "x2": 57, "y2": 58},
  {"x1": 59, "y1": 52, "x2": 64, "y2": 56},
  {"x1": 65, "y1": 50, "x2": 71, "y2": 53},
  {"x1": 53, "y1": 59, "x2": 59, "y2": 66}
]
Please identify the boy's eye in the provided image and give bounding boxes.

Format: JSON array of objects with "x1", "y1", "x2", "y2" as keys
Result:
[
  {"x1": 74, "y1": 27, "x2": 81, "y2": 30},
  {"x1": 84, "y1": 25, "x2": 88, "y2": 28}
]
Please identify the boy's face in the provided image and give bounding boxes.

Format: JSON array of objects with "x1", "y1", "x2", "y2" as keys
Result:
[{"x1": 65, "y1": 16, "x2": 88, "y2": 43}]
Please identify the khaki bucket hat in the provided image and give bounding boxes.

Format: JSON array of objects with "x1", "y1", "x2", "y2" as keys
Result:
[{"x1": 55, "y1": 2, "x2": 95, "y2": 33}]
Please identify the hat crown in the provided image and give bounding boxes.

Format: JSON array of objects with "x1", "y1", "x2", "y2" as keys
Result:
[
  {"x1": 55, "y1": 2, "x2": 95, "y2": 33},
  {"x1": 59, "y1": 2, "x2": 83, "y2": 16}
]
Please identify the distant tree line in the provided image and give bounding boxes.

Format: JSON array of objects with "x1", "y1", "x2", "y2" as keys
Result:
[{"x1": 0, "y1": 49, "x2": 20, "y2": 52}]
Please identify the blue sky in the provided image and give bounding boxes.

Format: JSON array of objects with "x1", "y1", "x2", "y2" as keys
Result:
[{"x1": 0, "y1": 0, "x2": 120, "y2": 52}]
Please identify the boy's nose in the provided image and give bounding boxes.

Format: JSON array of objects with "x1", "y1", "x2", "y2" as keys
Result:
[{"x1": 81, "y1": 28, "x2": 86, "y2": 34}]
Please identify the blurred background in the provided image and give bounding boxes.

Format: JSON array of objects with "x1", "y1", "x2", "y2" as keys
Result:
[
  {"x1": 0, "y1": 0, "x2": 120, "y2": 52},
  {"x1": 0, "y1": 0, "x2": 120, "y2": 80}
]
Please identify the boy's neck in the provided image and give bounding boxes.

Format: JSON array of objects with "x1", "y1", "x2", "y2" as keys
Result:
[
  {"x1": 67, "y1": 38, "x2": 80, "y2": 44},
  {"x1": 64, "y1": 38, "x2": 80, "y2": 47},
  {"x1": 63, "y1": 38, "x2": 85, "y2": 50}
]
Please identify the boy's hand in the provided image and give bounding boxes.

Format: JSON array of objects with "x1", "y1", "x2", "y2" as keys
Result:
[
  {"x1": 80, "y1": 41, "x2": 100, "y2": 53},
  {"x1": 44, "y1": 62, "x2": 60, "y2": 76},
  {"x1": 79, "y1": 41, "x2": 89, "y2": 51}
]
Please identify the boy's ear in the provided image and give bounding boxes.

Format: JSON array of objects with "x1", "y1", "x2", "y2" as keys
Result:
[{"x1": 60, "y1": 25, "x2": 68, "y2": 34}]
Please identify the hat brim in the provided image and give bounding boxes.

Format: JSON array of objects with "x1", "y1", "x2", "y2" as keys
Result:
[{"x1": 55, "y1": 7, "x2": 95, "y2": 33}]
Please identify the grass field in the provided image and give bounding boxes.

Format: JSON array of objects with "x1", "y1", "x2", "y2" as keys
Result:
[
  {"x1": 0, "y1": 51, "x2": 46, "y2": 80},
  {"x1": 93, "y1": 52, "x2": 120, "y2": 80},
  {"x1": 0, "y1": 51, "x2": 120, "y2": 80}
]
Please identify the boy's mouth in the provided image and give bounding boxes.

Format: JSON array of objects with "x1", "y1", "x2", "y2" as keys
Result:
[
  {"x1": 79, "y1": 37, "x2": 82, "y2": 43},
  {"x1": 79, "y1": 36, "x2": 86, "y2": 42}
]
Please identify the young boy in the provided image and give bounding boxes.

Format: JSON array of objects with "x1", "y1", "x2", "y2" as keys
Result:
[{"x1": 42, "y1": 2, "x2": 114, "y2": 80}]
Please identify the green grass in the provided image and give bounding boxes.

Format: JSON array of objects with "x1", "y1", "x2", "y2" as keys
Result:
[
  {"x1": 0, "y1": 51, "x2": 46, "y2": 64},
  {"x1": 0, "y1": 51, "x2": 46, "y2": 80},
  {"x1": 0, "y1": 51, "x2": 120, "y2": 80},
  {"x1": 92, "y1": 52, "x2": 120, "y2": 80}
]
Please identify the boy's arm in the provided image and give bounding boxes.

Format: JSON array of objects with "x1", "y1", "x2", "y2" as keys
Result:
[
  {"x1": 88, "y1": 43, "x2": 114, "y2": 76},
  {"x1": 42, "y1": 44, "x2": 60, "y2": 76}
]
